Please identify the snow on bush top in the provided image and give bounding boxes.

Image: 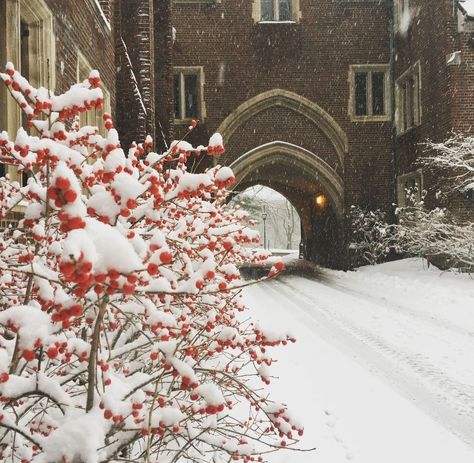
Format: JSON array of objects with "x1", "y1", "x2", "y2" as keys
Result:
[{"x1": 0, "y1": 63, "x2": 301, "y2": 462}]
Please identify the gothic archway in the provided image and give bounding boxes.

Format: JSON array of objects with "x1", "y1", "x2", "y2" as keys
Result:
[
  {"x1": 229, "y1": 141, "x2": 345, "y2": 268},
  {"x1": 217, "y1": 88, "x2": 349, "y2": 167},
  {"x1": 219, "y1": 90, "x2": 348, "y2": 269}
]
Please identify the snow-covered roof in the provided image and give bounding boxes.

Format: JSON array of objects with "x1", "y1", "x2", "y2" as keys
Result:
[{"x1": 457, "y1": 0, "x2": 474, "y2": 20}]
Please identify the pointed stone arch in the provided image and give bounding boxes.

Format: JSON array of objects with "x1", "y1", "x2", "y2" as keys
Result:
[
  {"x1": 229, "y1": 141, "x2": 344, "y2": 217},
  {"x1": 229, "y1": 141, "x2": 346, "y2": 269},
  {"x1": 216, "y1": 89, "x2": 349, "y2": 168}
]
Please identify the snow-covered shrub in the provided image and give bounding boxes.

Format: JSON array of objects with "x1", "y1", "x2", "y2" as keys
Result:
[
  {"x1": 349, "y1": 206, "x2": 392, "y2": 266},
  {"x1": 0, "y1": 63, "x2": 301, "y2": 462},
  {"x1": 394, "y1": 205, "x2": 474, "y2": 271},
  {"x1": 350, "y1": 202, "x2": 474, "y2": 271},
  {"x1": 421, "y1": 134, "x2": 474, "y2": 197}
]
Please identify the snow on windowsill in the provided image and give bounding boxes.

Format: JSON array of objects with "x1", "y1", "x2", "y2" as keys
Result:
[
  {"x1": 257, "y1": 20, "x2": 297, "y2": 25},
  {"x1": 458, "y1": 0, "x2": 474, "y2": 19}
]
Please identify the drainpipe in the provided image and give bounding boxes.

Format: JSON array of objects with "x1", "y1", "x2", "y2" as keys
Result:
[{"x1": 385, "y1": 0, "x2": 398, "y2": 222}]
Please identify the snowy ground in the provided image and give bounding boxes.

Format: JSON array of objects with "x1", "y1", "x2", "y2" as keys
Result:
[{"x1": 243, "y1": 258, "x2": 474, "y2": 463}]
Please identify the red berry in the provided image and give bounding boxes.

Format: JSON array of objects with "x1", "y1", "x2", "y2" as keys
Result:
[
  {"x1": 68, "y1": 216, "x2": 85, "y2": 229},
  {"x1": 205, "y1": 271, "x2": 215, "y2": 280},
  {"x1": 218, "y1": 282, "x2": 227, "y2": 291},
  {"x1": 69, "y1": 304, "x2": 83, "y2": 317},
  {"x1": 159, "y1": 251, "x2": 173, "y2": 264},
  {"x1": 275, "y1": 261, "x2": 285, "y2": 272},
  {"x1": 56, "y1": 177, "x2": 71, "y2": 190},
  {"x1": 47, "y1": 347, "x2": 58, "y2": 359},
  {"x1": 147, "y1": 263, "x2": 159, "y2": 276},
  {"x1": 63, "y1": 190, "x2": 77, "y2": 203},
  {"x1": 126, "y1": 198, "x2": 137, "y2": 209},
  {"x1": 23, "y1": 350, "x2": 36, "y2": 362}
]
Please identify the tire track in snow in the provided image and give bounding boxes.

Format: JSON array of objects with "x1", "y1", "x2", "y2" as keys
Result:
[
  {"x1": 261, "y1": 278, "x2": 474, "y2": 448},
  {"x1": 277, "y1": 278, "x2": 474, "y2": 420},
  {"x1": 317, "y1": 274, "x2": 473, "y2": 340}
]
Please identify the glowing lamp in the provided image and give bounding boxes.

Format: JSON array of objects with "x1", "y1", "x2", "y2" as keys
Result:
[{"x1": 315, "y1": 194, "x2": 327, "y2": 208}]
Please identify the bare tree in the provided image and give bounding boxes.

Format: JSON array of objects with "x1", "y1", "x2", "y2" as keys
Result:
[{"x1": 232, "y1": 188, "x2": 301, "y2": 250}]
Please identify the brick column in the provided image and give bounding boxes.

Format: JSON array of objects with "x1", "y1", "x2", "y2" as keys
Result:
[
  {"x1": 114, "y1": 0, "x2": 155, "y2": 147},
  {"x1": 154, "y1": 0, "x2": 174, "y2": 151}
]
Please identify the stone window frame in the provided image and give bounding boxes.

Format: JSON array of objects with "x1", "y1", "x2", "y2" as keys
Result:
[
  {"x1": 252, "y1": 0, "x2": 301, "y2": 23},
  {"x1": 348, "y1": 64, "x2": 391, "y2": 122},
  {"x1": 76, "y1": 51, "x2": 111, "y2": 135},
  {"x1": 396, "y1": 61, "x2": 422, "y2": 136},
  {"x1": 397, "y1": 169, "x2": 423, "y2": 208},
  {"x1": 173, "y1": 66, "x2": 206, "y2": 124},
  {"x1": 17, "y1": 0, "x2": 56, "y2": 90},
  {"x1": 1, "y1": 0, "x2": 55, "y2": 184}
]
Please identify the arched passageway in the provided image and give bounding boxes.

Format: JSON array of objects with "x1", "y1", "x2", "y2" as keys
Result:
[
  {"x1": 229, "y1": 141, "x2": 345, "y2": 268},
  {"x1": 217, "y1": 89, "x2": 349, "y2": 269},
  {"x1": 231, "y1": 185, "x2": 301, "y2": 252}
]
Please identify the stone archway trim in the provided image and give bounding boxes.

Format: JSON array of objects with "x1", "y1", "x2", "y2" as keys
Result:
[
  {"x1": 229, "y1": 141, "x2": 344, "y2": 217},
  {"x1": 216, "y1": 89, "x2": 349, "y2": 168}
]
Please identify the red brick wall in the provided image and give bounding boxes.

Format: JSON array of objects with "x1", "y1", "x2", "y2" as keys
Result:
[
  {"x1": 154, "y1": 0, "x2": 174, "y2": 151},
  {"x1": 45, "y1": 0, "x2": 116, "y2": 108},
  {"x1": 394, "y1": 0, "x2": 453, "y2": 172},
  {"x1": 395, "y1": 0, "x2": 474, "y2": 218},
  {"x1": 222, "y1": 106, "x2": 340, "y2": 172},
  {"x1": 0, "y1": 0, "x2": 116, "y2": 147},
  {"x1": 114, "y1": 0, "x2": 156, "y2": 148},
  {"x1": 172, "y1": 0, "x2": 393, "y2": 214}
]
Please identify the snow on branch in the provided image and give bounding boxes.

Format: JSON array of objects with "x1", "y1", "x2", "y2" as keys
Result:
[
  {"x1": 0, "y1": 63, "x2": 298, "y2": 463},
  {"x1": 93, "y1": 0, "x2": 111, "y2": 31},
  {"x1": 120, "y1": 37, "x2": 148, "y2": 118},
  {"x1": 421, "y1": 134, "x2": 474, "y2": 194}
]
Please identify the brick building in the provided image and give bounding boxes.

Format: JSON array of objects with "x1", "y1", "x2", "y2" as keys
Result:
[
  {"x1": 1, "y1": 1, "x2": 474, "y2": 269},
  {"x1": 393, "y1": 0, "x2": 474, "y2": 219},
  {"x1": 0, "y1": 0, "x2": 171, "y2": 151},
  {"x1": 0, "y1": 0, "x2": 115, "y2": 144},
  {"x1": 171, "y1": 0, "x2": 474, "y2": 268}
]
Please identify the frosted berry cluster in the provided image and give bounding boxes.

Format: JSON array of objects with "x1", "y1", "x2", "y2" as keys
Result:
[{"x1": 0, "y1": 64, "x2": 301, "y2": 462}]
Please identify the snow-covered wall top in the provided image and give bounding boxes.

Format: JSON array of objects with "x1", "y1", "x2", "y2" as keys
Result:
[{"x1": 458, "y1": 0, "x2": 474, "y2": 19}]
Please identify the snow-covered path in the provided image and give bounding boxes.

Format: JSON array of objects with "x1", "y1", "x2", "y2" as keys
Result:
[{"x1": 243, "y1": 259, "x2": 474, "y2": 463}]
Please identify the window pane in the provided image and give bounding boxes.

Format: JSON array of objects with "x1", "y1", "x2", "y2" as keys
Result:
[
  {"x1": 402, "y1": 82, "x2": 409, "y2": 131},
  {"x1": 261, "y1": 0, "x2": 274, "y2": 21},
  {"x1": 279, "y1": 0, "x2": 292, "y2": 20},
  {"x1": 20, "y1": 22, "x2": 30, "y2": 80},
  {"x1": 403, "y1": 77, "x2": 415, "y2": 130},
  {"x1": 0, "y1": 163, "x2": 5, "y2": 178},
  {"x1": 173, "y1": 74, "x2": 181, "y2": 119},
  {"x1": 184, "y1": 74, "x2": 198, "y2": 119},
  {"x1": 412, "y1": 76, "x2": 418, "y2": 125},
  {"x1": 409, "y1": 78, "x2": 415, "y2": 128},
  {"x1": 355, "y1": 72, "x2": 368, "y2": 116},
  {"x1": 372, "y1": 72, "x2": 385, "y2": 116}
]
